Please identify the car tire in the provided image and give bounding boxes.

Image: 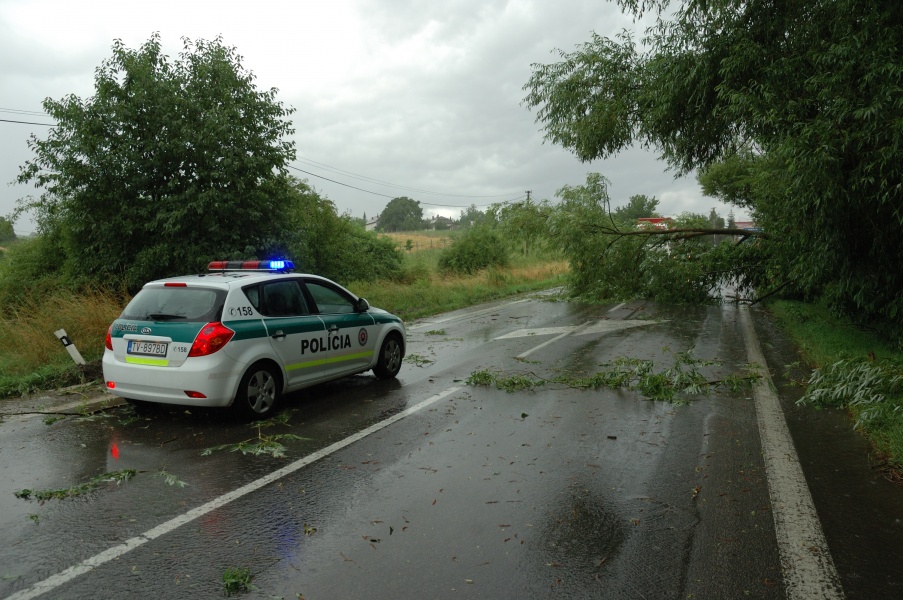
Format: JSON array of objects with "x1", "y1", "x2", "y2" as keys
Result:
[
  {"x1": 373, "y1": 333, "x2": 403, "y2": 379},
  {"x1": 234, "y1": 362, "x2": 281, "y2": 419}
]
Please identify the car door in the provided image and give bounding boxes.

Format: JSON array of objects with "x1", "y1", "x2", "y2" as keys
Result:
[
  {"x1": 254, "y1": 279, "x2": 329, "y2": 388},
  {"x1": 301, "y1": 278, "x2": 377, "y2": 378}
]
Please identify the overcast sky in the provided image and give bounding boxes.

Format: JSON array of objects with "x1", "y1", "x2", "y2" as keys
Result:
[{"x1": 0, "y1": 0, "x2": 747, "y2": 236}]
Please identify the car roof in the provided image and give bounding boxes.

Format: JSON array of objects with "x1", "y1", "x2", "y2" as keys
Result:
[{"x1": 143, "y1": 271, "x2": 334, "y2": 290}]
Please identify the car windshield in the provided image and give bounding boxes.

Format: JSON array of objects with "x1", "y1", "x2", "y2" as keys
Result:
[{"x1": 121, "y1": 287, "x2": 225, "y2": 322}]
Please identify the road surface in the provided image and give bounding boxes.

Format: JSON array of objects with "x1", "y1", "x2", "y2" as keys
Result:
[{"x1": 1, "y1": 293, "x2": 901, "y2": 599}]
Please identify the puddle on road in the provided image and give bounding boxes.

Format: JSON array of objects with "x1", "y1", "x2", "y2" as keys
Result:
[{"x1": 537, "y1": 485, "x2": 628, "y2": 573}]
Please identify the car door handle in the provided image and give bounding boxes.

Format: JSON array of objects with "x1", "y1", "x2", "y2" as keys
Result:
[
  {"x1": 327, "y1": 325, "x2": 339, "y2": 333},
  {"x1": 271, "y1": 330, "x2": 286, "y2": 340}
]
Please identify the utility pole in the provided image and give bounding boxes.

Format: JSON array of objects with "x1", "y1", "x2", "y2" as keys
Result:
[{"x1": 523, "y1": 191, "x2": 533, "y2": 257}]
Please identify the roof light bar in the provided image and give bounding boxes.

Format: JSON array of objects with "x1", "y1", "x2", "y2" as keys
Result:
[{"x1": 208, "y1": 260, "x2": 295, "y2": 272}]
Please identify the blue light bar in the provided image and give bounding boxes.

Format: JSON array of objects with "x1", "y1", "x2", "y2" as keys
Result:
[{"x1": 208, "y1": 260, "x2": 295, "y2": 272}]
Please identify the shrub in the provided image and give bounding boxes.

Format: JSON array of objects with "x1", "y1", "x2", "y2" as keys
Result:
[{"x1": 437, "y1": 228, "x2": 509, "y2": 275}]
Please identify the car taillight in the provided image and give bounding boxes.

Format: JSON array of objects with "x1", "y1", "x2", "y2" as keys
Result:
[
  {"x1": 105, "y1": 325, "x2": 113, "y2": 350},
  {"x1": 188, "y1": 322, "x2": 235, "y2": 357}
]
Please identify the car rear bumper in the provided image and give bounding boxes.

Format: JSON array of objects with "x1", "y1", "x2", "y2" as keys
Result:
[{"x1": 102, "y1": 350, "x2": 241, "y2": 407}]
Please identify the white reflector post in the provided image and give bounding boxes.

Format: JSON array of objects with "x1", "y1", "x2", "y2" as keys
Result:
[{"x1": 54, "y1": 329, "x2": 86, "y2": 366}]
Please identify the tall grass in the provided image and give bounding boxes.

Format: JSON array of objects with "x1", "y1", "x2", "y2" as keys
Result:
[
  {"x1": 770, "y1": 299, "x2": 903, "y2": 467},
  {"x1": 0, "y1": 288, "x2": 125, "y2": 396}
]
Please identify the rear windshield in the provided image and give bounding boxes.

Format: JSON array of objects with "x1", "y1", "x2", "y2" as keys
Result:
[{"x1": 121, "y1": 287, "x2": 226, "y2": 322}]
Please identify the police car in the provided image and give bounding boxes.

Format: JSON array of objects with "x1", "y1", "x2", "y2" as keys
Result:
[{"x1": 102, "y1": 260, "x2": 406, "y2": 418}]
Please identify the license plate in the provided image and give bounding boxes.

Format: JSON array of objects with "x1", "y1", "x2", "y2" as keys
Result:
[{"x1": 127, "y1": 340, "x2": 168, "y2": 357}]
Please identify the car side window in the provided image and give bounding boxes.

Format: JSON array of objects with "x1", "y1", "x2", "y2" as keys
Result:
[
  {"x1": 304, "y1": 281, "x2": 355, "y2": 314},
  {"x1": 259, "y1": 280, "x2": 310, "y2": 317},
  {"x1": 243, "y1": 285, "x2": 261, "y2": 311}
]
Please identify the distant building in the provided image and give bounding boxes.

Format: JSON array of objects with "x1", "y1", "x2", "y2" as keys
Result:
[
  {"x1": 428, "y1": 215, "x2": 456, "y2": 231},
  {"x1": 365, "y1": 214, "x2": 380, "y2": 231},
  {"x1": 636, "y1": 217, "x2": 673, "y2": 229}
]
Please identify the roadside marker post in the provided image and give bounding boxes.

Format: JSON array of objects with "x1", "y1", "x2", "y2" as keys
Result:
[{"x1": 54, "y1": 329, "x2": 86, "y2": 366}]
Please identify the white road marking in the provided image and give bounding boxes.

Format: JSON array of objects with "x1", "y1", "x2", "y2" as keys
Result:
[
  {"x1": 497, "y1": 319, "x2": 659, "y2": 341},
  {"x1": 516, "y1": 321, "x2": 593, "y2": 359},
  {"x1": 608, "y1": 302, "x2": 626, "y2": 312},
  {"x1": 495, "y1": 326, "x2": 575, "y2": 339},
  {"x1": 408, "y1": 299, "x2": 529, "y2": 330},
  {"x1": 6, "y1": 386, "x2": 463, "y2": 600},
  {"x1": 578, "y1": 320, "x2": 659, "y2": 336},
  {"x1": 739, "y1": 307, "x2": 844, "y2": 599}
]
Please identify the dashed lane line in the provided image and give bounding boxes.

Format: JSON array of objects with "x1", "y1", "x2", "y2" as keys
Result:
[{"x1": 5, "y1": 386, "x2": 463, "y2": 600}]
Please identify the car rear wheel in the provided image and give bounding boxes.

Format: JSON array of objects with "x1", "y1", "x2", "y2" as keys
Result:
[
  {"x1": 235, "y1": 362, "x2": 281, "y2": 419},
  {"x1": 373, "y1": 333, "x2": 403, "y2": 379}
]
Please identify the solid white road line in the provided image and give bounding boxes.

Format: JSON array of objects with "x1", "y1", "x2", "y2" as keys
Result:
[
  {"x1": 6, "y1": 386, "x2": 463, "y2": 600},
  {"x1": 739, "y1": 307, "x2": 844, "y2": 599}
]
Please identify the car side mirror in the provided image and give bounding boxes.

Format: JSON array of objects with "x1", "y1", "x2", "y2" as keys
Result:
[{"x1": 356, "y1": 298, "x2": 370, "y2": 312}]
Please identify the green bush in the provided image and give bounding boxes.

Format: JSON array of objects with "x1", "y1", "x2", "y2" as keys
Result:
[
  {"x1": 437, "y1": 227, "x2": 509, "y2": 275},
  {"x1": 0, "y1": 236, "x2": 73, "y2": 308}
]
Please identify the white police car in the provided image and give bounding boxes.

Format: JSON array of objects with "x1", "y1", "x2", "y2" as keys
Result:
[{"x1": 102, "y1": 260, "x2": 406, "y2": 418}]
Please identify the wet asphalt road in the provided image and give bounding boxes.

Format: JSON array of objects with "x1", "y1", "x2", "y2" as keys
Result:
[{"x1": 1, "y1": 293, "x2": 902, "y2": 599}]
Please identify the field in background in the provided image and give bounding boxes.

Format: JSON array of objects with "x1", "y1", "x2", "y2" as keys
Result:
[{"x1": 379, "y1": 231, "x2": 453, "y2": 252}]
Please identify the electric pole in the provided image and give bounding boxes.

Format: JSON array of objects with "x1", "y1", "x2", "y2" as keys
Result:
[{"x1": 525, "y1": 190, "x2": 532, "y2": 201}]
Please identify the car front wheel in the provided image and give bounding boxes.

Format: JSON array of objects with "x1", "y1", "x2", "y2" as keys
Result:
[
  {"x1": 235, "y1": 362, "x2": 281, "y2": 419},
  {"x1": 373, "y1": 333, "x2": 403, "y2": 379}
]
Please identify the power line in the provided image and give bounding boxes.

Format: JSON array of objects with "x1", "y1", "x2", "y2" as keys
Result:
[
  {"x1": 296, "y1": 155, "x2": 516, "y2": 198},
  {"x1": 289, "y1": 164, "x2": 523, "y2": 208},
  {"x1": 0, "y1": 118, "x2": 56, "y2": 126},
  {"x1": 0, "y1": 107, "x2": 50, "y2": 117}
]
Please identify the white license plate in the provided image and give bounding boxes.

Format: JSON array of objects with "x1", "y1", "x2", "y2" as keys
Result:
[{"x1": 127, "y1": 340, "x2": 168, "y2": 357}]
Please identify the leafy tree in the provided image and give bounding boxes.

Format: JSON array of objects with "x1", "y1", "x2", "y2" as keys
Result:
[
  {"x1": 492, "y1": 198, "x2": 554, "y2": 257},
  {"x1": 697, "y1": 150, "x2": 762, "y2": 209},
  {"x1": 612, "y1": 194, "x2": 659, "y2": 223},
  {"x1": 15, "y1": 34, "x2": 296, "y2": 290},
  {"x1": 524, "y1": 0, "x2": 903, "y2": 323},
  {"x1": 378, "y1": 197, "x2": 424, "y2": 232},
  {"x1": 546, "y1": 173, "x2": 644, "y2": 299},
  {"x1": 457, "y1": 204, "x2": 492, "y2": 229},
  {"x1": 0, "y1": 217, "x2": 15, "y2": 243}
]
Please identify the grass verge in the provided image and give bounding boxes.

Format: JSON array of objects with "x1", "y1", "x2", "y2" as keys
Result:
[
  {"x1": 769, "y1": 299, "x2": 903, "y2": 468},
  {"x1": 0, "y1": 288, "x2": 121, "y2": 398},
  {"x1": 352, "y1": 260, "x2": 568, "y2": 322}
]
